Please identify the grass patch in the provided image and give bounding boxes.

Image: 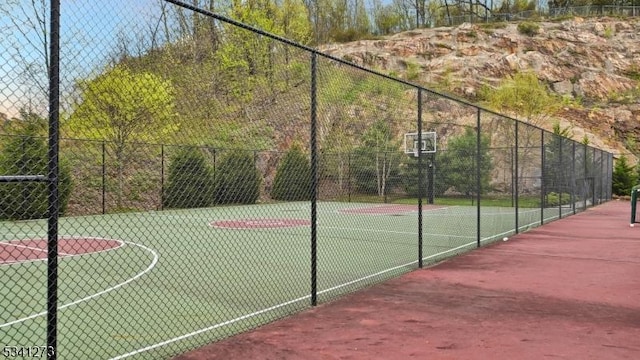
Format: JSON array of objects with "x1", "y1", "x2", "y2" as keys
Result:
[
  {"x1": 334, "y1": 194, "x2": 541, "y2": 208},
  {"x1": 517, "y1": 22, "x2": 540, "y2": 36},
  {"x1": 395, "y1": 195, "x2": 540, "y2": 208},
  {"x1": 478, "y1": 22, "x2": 507, "y2": 30}
]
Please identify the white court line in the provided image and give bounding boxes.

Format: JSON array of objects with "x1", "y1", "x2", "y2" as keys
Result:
[
  {"x1": 318, "y1": 225, "x2": 475, "y2": 239},
  {"x1": 109, "y1": 258, "x2": 421, "y2": 360},
  {"x1": 415, "y1": 208, "x2": 542, "y2": 216},
  {"x1": 109, "y1": 236, "x2": 484, "y2": 359},
  {"x1": 334, "y1": 205, "x2": 453, "y2": 216},
  {"x1": 0, "y1": 240, "x2": 158, "y2": 329},
  {"x1": 0, "y1": 237, "x2": 126, "y2": 267},
  {"x1": 110, "y1": 215, "x2": 562, "y2": 359}
]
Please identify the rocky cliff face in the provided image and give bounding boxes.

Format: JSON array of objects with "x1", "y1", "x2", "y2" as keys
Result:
[{"x1": 319, "y1": 17, "x2": 640, "y2": 160}]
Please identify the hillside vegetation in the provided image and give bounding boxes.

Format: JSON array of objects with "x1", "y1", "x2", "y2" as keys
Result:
[
  {"x1": 320, "y1": 16, "x2": 640, "y2": 161},
  {"x1": 1, "y1": 2, "x2": 635, "y2": 215}
]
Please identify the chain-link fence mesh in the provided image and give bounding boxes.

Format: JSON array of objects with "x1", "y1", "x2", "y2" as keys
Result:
[{"x1": 0, "y1": 1, "x2": 615, "y2": 359}]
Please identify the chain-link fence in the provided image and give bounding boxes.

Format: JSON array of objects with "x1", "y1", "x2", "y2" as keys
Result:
[{"x1": 1, "y1": 1, "x2": 613, "y2": 359}]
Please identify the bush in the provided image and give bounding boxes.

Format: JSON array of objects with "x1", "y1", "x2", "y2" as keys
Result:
[
  {"x1": 0, "y1": 121, "x2": 72, "y2": 220},
  {"x1": 271, "y1": 145, "x2": 312, "y2": 201},
  {"x1": 213, "y1": 150, "x2": 261, "y2": 205},
  {"x1": 399, "y1": 155, "x2": 429, "y2": 198},
  {"x1": 612, "y1": 155, "x2": 637, "y2": 196},
  {"x1": 163, "y1": 147, "x2": 215, "y2": 209},
  {"x1": 434, "y1": 128, "x2": 493, "y2": 196},
  {"x1": 545, "y1": 192, "x2": 572, "y2": 207},
  {"x1": 517, "y1": 22, "x2": 540, "y2": 36}
]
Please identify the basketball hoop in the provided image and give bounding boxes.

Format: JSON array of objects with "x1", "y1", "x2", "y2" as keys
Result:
[{"x1": 404, "y1": 131, "x2": 437, "y2": 156}]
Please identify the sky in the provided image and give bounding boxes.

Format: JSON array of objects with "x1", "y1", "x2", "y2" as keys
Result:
[{"x1": 0, "y1": 0, "x2": 159, "y2": 118}]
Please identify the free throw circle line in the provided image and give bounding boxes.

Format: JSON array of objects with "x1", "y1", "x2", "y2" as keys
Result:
[
  {"x1": 0, "y1": 240, "x2": 158, "y2": 329},
  {"x1": 0, "y1": 237, "x2": 125, "y2": 267}
]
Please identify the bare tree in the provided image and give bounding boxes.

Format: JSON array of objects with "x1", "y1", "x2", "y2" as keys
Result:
[{"x1": 0, "y1": 0, "x2": 49, "y2": 114}]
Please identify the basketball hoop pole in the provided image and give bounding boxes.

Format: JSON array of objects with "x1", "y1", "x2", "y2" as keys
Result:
[
  {"x1": 404, "y1": 131, "x2": 436, "y2": 205},
  {"x1": 427, "y1": 153, "x2": 434, "y2": 204}
]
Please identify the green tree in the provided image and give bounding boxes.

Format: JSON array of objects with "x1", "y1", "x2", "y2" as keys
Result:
[
  {"x1": 215, "y1": 0, "x2": 311, "y2": 105},
  {"x1": 484, "y1": 71, "x2": 559, "y2": 126},
  {"x1": 68, "y1": 65, "x2": 176, "y2": 209},
  {"x1": 352, "y1": 119, "x2": 401, "y2": 197},
  {"x1": 543, "y1": 122, "x2": 574, "y2": 205},
  {"x1": 612, "y1": 155, "x2": 637, "y2": 196},
  {"x1": 277, "y1": 0, "x2": 313, "y2": 43},
  {"x1": 372, "y1": 4, "x2": 402, "y2": 35},
  {"x1": 499, "y1": 0, "x2": 537, "y2": 13},
  {"x1": 315, "y1": 0, "x2": 374, "y2": 43},
  {"x1": 163, "y1": 147, "x2": 215, "y2": 209},
  {"x1": 435, "y1": 127, "x2": 493, "y2": 197},
  {"x1": 399, "y1": 154, "x2": 429, "y2": 198},
  {"x1": 271, "y1": 145, "x2": 312, "y2": 201},
  {"x1": 213, "y1": 150, "x2": 261, "y2": 204},
  {"x1": 0, "y1": 110, "x2": 72, "y2": 220},
  {"x1": 352, "y1": 0, "x2": 371, "y2": 36}
]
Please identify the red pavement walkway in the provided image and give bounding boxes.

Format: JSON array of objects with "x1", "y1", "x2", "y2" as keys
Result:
[{"x1": 176, "y1": 200, "x2": 640, "y2": 360}]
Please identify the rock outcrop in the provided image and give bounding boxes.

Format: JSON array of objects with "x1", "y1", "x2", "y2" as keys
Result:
[{"x1": 319, "y1": 17, "x2": 640, "y2": 160}]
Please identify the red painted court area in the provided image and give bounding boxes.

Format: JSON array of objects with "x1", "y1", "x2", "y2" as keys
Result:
[
  {"x1": 176, "y1": 200, "x2": 640, "y2": 360},
  {"x1": 0, "y1": 237, "x2": 122, "y2": 265}
]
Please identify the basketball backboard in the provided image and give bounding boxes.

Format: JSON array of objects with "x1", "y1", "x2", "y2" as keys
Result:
[{"x1": 404, "y1": 132, "x2": 436, "y2": 156}]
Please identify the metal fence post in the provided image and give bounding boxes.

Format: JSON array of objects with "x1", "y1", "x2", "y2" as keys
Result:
[
  {"x1": 383, "y1": 152, "x2": 388, "y2": 204},
  {"x1": 540, "y1": 130, "x2": 545, "y2": 225},
  {"x1": 310, "y1": 52, "x2": 318, "y2": 306},
  {"x1": 47, "y1": 0, "x2": 61, "y2": 357},
  {"x1": 160, "y1": 144, "x2": 164, "y2": 211},
  {"x1": 347, "y1": 152, "x2": 351, "y2": 203},
  {"x1": 417, "y1": 89, "x2": 423, "y2": 267},
  {"x1": 584, "y1": 144, "x2": 588, "y2": 210},
  {"x1": 21, "y1": 137, "x2": 28, "y2": 207},
  {"x1": 514, "y1": 121, "x2": 519, "y2": 233},
  {"x1": 572, "y1": 142, "x2": 576, "y2": 214},
  {"x1": 102, "y1": 141, "x2": 106, "y2": 214},
  {"x1": 600, "y1": 149, "x2": 604, "y2": 203},
  {"x1": 476, "y1": 109, "x2": 481, "y2": 248},
  {"x1": 510, "y1": 146, "x2": 514, "y2": 207},
  {"x1": 212, "y1": 147, "x2": 216, "y2": 185},
  {"x1": 558, "y1": 137, "x2": 563, "y2": 219},
  {"x1": 609, "y1": 153, "x2": 614, "y2": 200},
  {"x1": 592, "y1": 148, "x2": 596, "y2": 206}
]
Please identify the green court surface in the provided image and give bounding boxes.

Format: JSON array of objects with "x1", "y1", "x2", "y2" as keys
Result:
[{"x1": 0, "y1": 202, "x2": 567, "y2": 359}]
